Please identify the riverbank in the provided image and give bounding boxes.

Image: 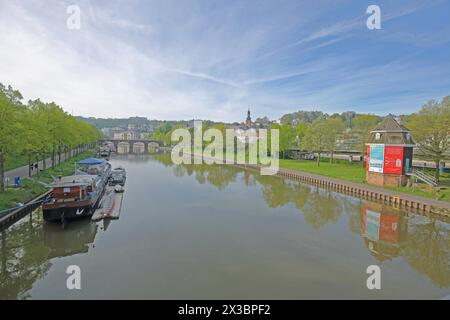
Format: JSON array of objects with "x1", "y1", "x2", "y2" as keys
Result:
[
  {"x1": 237, "y1": 162, "x2": 450, "y2": 218},
  {"x1": 0, "y1": 150, "x2": 97, "y2": 211},
  {"x1": 184, "y1": 152, "x2": 450, "y2": 216},
  {"x1": 279, "y1": 159, "x2": 450, "y2": 203},
  {"x1": 183, "y1": 150, "x2": 450, "y2": 202}
]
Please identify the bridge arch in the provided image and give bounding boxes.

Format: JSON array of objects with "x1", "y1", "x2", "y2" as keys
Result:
[
  {"x1": 99, "y1": 139, "x2": 164, "y2": 154},
  {"x1": 117, "y1": 141, "x2": 130, "y2": 154},
  {"x1": 132, "y1": 142, "x2": 146, "y2": 154}
]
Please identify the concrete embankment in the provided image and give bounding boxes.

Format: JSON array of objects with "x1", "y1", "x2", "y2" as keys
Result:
[{"x1": 0, "y1": 190, "x2": 51, "y2": 230}]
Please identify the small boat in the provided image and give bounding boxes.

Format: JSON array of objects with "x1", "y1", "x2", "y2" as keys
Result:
[
  {"x1": 113, "y1": 166, "x2": 125, "y2": 174},
  {"x1": 99, "y1": 146, "x2": 111, "y2": 159},
  {"x1": 109, "y1": 167, "x2": 126, "y2": 186},
  {"x1": 114, "y1": 185, "x2": 125, "y2": 193}
]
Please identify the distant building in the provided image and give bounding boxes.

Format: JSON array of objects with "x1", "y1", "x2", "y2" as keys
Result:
[
  {"x1": 111, "y1": 127, "x2": 125, "y2": 136},
  {"x1": 114, "y1": 131, "x2": 137, "y2": 140},
  {"x1": 140, "y1": 132, "x2": 152, "y2": 139}
]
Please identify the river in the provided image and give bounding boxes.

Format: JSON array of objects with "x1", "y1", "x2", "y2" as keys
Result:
[{"x1": 0, "y1": 154, "x2": 449, "y2": 299}]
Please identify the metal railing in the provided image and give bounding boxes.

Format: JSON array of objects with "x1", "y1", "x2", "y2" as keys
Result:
[{"x1": 406, "y1": 168, "x2": 438, "y2": 187}]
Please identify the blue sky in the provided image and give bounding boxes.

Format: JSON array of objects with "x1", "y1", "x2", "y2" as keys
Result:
[{"x1": 1, "y1": 0, "x2": 450, "y2": 122}]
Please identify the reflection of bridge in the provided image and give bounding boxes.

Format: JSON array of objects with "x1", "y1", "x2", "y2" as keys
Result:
[{"x1": 100, "y1": 139, "x2": 164, "y2": 154}]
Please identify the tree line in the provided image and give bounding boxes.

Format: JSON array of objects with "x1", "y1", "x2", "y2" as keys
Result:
[
  {"x1": 0, "y1": 83, "x2": 101, "y2": 192},
  {"x1": 149, "y1": 96, "x2": 450, "y2": 181},
  {"x1": 278, "y1": 97, "x2": 450, "y2": 181}
]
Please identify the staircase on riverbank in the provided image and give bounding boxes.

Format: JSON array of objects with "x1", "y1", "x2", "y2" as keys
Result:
[{"x1": 407, "y1": 168, "x2": 438, "y2": 187}]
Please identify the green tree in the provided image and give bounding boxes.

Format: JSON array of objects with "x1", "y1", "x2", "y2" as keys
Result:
[
  {"x1": 301, "y1": 118, "x2": 329, "y2": 166},
  {"x1": 352, "y1": 114, "x2": 380, "y2": 167},
  {"x1": 0, "y1": 84, "x2": 25, "y2": 192},
  {"x1": 22, "y1": 103, "x2": 46, "y2": 176},
  {"x1": 28, "y1": 100, "x2": 53, "y2": 170},
  {"x1": 150, "y1": 123, "x2": 176, "y2": 146},
  {"x1": 324, "y1": 116, "x2": 345, "y2": 163},
  {"x1": 294, "y1": 121, "x2": 309, "y2": 148},
  {"x1": 405, "y1": 97, "x2": 450, "y2": 181},
  {"x1": 271, "y1": 123, "x2": 296, "y2": 159}
]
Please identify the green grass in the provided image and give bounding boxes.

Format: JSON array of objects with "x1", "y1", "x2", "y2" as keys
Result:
[
  {"x1": 34, "y1": 150, "x2": 97, "y2": 183},
  {"x1": 0, "y1": 179, "x2": 47, "y2": 212},
  {"x1": 279, "y1": 158, "x2": 367, "y2": 183},
  {"x1": 0, "y1": 150, "x2": 97, "y2": 211},
  {"x1": 279, "y1": 158, "x2": 450, "y2": 202}
]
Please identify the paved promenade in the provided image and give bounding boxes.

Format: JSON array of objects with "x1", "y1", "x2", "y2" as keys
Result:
[{"x1": 4, "y1": 152, "x2": 76, "y2": 185}]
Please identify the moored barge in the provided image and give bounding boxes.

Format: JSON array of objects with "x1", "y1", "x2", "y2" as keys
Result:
[{"x1": 42, "y1": 158, "x2": 111, "y2": 223}]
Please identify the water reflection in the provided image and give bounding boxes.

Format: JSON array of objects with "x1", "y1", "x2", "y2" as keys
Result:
[
  {"x1": 43, "y1": 218, "x2": 98, "y2": 259},
  {"x1": 0, "y1": 212, "x2": 98, "y2": 299},
  {"x1": 0, "y1": 154, "x2": 448, "y2": 298},
  {"x1": 151, "y1": 154, "x2": 450, "y2": 288},
  {"x1": 360, "y1": 202, "x2": 448, "y2": 287}
]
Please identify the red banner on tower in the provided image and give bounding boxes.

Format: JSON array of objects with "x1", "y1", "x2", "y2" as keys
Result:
[
  {"x1": 383, "y1": 146, "x2": 403, "y2": 175},
  {"x1": 366, "y1": 145, "x2": 370, "y2": 172}
]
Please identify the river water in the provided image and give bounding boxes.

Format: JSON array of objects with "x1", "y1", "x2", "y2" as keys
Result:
[{"x1": 0, "y1": 154, "x2": 449, "y2": 299}]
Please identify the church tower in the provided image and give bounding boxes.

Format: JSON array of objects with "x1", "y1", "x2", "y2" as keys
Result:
[{"x1": 245, "y1": 109, "x2": 252, "y2": 129}]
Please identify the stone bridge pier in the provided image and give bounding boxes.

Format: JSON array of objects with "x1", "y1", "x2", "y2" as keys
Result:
[{"x1": 100, "y1": 139, "x2": 164, "y2": 154}]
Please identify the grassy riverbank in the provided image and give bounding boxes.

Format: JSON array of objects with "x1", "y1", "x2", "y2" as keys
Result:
[
  {"x1": 177, "y1": 149, "x2": 450, "y2": 202},
  {"x1": 33, "y1": 151, "x2": 96, "y2": 184},
  {"x1": 279, "y1": 158, "x2": 450, "y2": 202},
  {"x1": 0, "y1": 150, "x2": 97, "y2": 211},
  {"x1": 0, "y1": 180, "x2": 48, "y2": 211}
]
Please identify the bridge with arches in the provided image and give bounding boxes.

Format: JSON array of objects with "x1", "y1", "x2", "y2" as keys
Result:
[{"x1": 100, "y1": 139, "x2": 164, "y2": 154}]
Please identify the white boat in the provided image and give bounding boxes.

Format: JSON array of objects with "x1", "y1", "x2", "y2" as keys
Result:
[
  {"x1": 109, "y1": 167, "x2": 126, "y2": 186},
  {"x1": 114, "y1": 185, "x2": 125, "y2": 193}
]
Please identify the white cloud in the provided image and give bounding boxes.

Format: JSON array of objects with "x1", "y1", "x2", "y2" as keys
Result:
[{"x1": 0, "y1": 0, "x2": 449, "y2": 122}]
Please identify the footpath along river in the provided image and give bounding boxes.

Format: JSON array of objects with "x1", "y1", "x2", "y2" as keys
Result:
[{"x1": 0, "y1": 154, "x2": 448, "y2": 299}]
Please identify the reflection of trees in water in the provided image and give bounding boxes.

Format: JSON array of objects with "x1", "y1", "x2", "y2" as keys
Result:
[
  {"x1": 204, "y1": 166, "x2": 236, "y2": 190},
  {"x1": 152, "y1": 155, "x2": 345, "y2": 228},
  {"x1": 402, "y1": 219, "x2": 449, "y2": 287},
  {"x1": 0, "y1": 213, "x2": 51, "y2": 299},
  {"x1": 153, "y1": 155, "x2": 237, "y2": 191},
  {"x1": 0, "y1": 211, "x2": 98, "y2": 299},
  {"x1": 344, "y1": 200, "x2": 364, "y2": 235},
  {"x1": 255, "y1": 175, "x2": 295, "y2": 208},
  {"x1": 151, "y1": 154, "x2": 450, "y2": 287},
  {"x1": 253, "y1": 174, "x2": 311, "y2": 211},
  {"x1": 303, "y1": 187, "x2": 342, "y2": 229},
  {"x1": 173, "y1": 165, "x2": 187, "y2": 177},
  {"x1": 148, "y1": 154, "x2": 173, "y2": 167},
  {"x1": 242, "y1": 171, "x2": 256, "y2": 187}
]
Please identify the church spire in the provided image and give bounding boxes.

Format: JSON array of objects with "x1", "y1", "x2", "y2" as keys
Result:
[{"x1": 245, "y1": 108, "x2": 252, "y2": 128}]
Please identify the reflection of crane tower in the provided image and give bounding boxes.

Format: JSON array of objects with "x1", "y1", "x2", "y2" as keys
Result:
[{"x1": 245, "y1": 109, "x2": 252, "y2": 129}]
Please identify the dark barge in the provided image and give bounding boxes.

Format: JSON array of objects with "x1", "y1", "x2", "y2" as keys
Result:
[{"x1": 42, "y1": 158, "x2": 111, "y2": 223}]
